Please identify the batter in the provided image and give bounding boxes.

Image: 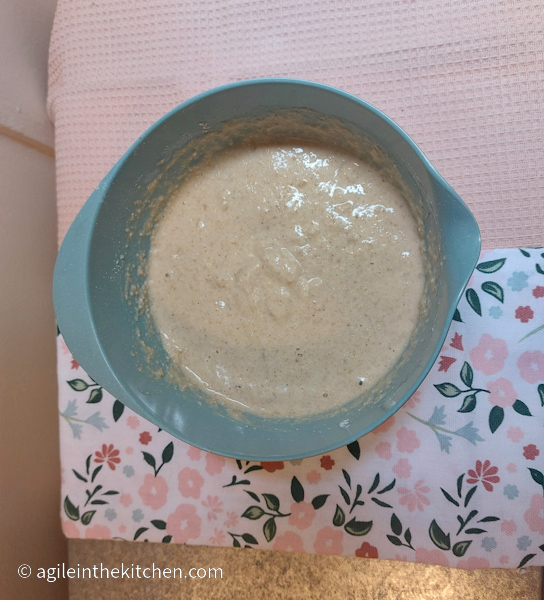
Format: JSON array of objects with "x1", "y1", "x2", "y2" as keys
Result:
[{"x1": 147, "y1": 142, "x2": 425, "y2": 417}]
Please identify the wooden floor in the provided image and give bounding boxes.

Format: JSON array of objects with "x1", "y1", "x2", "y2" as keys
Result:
[{"x1": 69, "y1": 540, "x2": 543, "y2": 600}]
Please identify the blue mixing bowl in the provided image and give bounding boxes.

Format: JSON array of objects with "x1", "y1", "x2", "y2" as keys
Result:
[{"x1": 53, "y1": 79, "x2": 480, "y2": 460}]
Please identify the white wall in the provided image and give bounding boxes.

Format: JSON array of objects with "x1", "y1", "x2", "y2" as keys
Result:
[{"x1": 0, "y1": 1, "x2": 68, "y2": 598}]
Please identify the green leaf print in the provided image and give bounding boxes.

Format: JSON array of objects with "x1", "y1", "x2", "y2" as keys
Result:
[
  {"x1": 162, "y1": 442, "x2": 174, "y2": 464},
  {"x1": 241, "y1": 533, "x2": 258, "y2": 545},
  {"x1": 452, "y1": 540, "x2": 472, "y2": 557},
  {"x1": 434, "y1": 383, "x2": 462, "y2": 397},
  {"x1": 458, "y1": 394, "x2": 477, "y2": 413},
  {"x1": 347, "y1": 440, "x2": 361, "y2": 460},
  {"x1": 481, "y1": 281, "x2": 504, "y2": 303},
  {"x1": 80, "y1": 511, "x2": 96, "y2": 526},
  {"x1": 429, "y1": 519, "x2": 451, "y2": 551},
  {"x1": 68, "y1": 379, "x2": 89, "y2": 391},
  {"x1": 333, "y1": 505, "x2": 346, "y2": 527},
  {"x1": 344, "y1": 518, "x2": 372, "y2": 537},
  {"x1": 452, "y1": 308, "x2": 462, "y2": 323},
  {"x1": 466, "y1": 289, "x2": 482, "y2": 316},
  {"x1": 311, "y1": 494, "x2": 329, "y2": 509},
  {"x1": 112, "y1": 400, "x2": 125, "y2": 422},
  {"x1": 87, "y1": 388, "x2": 103, "y2": 404},
  {"x1": 489, "y1": 406, "x2": 504, "y2": 433},
  {"x1": 391, "y1": 513, "x2": 402, "y2": 536},
  {"x1": 262, "y1": 494, "x2": 280, "y2": 512},
  {"x1": 476, "y1": 258, "x2": 506, "y2": 273},
  {"x1": 512, "y1": 400, "x2": 532, "y2": 416},
  {"x1": 460, "y1": 362, "x2": 474, "y2": 388},
  {"x1": 291, "y1": 476, "x2": 304, "y2": 503},
  {"x1": 64, "y1": 496, "x2": 80, "y2": 521},
  {"x1": 263, "y1": 517, "x2": 277, "y2": 542},
  {"x1": 538, "y1": 384, "x2": 544, "y2": 407},
  {"x1": 242, "y1": 506, "x2": 265, "y2": 520},
  {"x1": 528, "y1": 468, "x2": 544, "y2": 488}
]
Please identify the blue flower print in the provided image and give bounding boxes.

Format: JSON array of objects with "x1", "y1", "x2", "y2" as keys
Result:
[
  {"x1": 481, "y1": 537, "x2": 497, "y2": 552},
  {"x1": 503, "y1": 484, "x2": 519, "y2": 500},
  {"x1": 507, "y1": 271, "x2": 529, "y2": 292},
  {"x1": 517, "y1": 536, "x2": 532, "y2": 551},
  {"x1": 123, "y1": 465, "x2": 135, "y2": 478},
  {"x1": 132, "y1": 509, "x2": 144, "y2": 523},
  {"x1": 104, "y1": 508, "x2": 117, "y2": 521},
  {"x1": 488, "y1": 306, "x2": 503, "y2": 319}
]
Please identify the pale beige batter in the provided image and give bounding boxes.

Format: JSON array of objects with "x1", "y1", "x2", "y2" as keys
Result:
[{"x1": 147, "y1": 142, "x2": 425, "y2": 417}]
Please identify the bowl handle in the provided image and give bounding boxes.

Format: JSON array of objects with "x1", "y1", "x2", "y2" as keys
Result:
[{"x1": 53, "y1": 184, "x2": 128, "y2": 402}]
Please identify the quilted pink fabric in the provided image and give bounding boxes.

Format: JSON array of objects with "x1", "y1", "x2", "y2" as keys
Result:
[{"x1": 49, "y1": 0, "x2": 544, "y2": 568}]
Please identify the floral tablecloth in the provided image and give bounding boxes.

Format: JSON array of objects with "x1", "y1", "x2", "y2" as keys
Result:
[
  {"x1": 49, "y1": 0, "x2": 544, "y2": 570},
  {"x1": 58, "y1": 248, "x2": 544, "y2": 569}
]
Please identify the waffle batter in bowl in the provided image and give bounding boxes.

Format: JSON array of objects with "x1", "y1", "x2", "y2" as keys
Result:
[{"x1": 147, "y1": 140, "x2": 426, "y2": 418}]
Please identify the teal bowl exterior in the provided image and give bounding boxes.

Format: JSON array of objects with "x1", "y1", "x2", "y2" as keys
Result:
[{"x1": 53, "y1": 79, "x2": 481, "y2": 460}]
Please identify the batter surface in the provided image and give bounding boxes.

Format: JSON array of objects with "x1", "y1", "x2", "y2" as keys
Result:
[{"x1": 147, "y1": 142, "x2": 425, "y2": 417}]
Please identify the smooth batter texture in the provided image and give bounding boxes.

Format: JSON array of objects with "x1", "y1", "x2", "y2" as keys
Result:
[{"x1": 147, "y1": 142, "x2": 425, "y2": 417}]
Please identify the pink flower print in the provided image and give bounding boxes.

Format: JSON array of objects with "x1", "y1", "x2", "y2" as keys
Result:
[
  {"x1": 62, "y1": 519, "x2": 80, "y2": 538},
  {"x1": 177, "y1": 467, "x2": 204, "y2": 499},
  {"x1": 392, "y1": 458, "x2": 412, "y2": 479},
  {"x1": 224, "y1": 511, "x2": 238, "y2": 528},
  {"x1": 273, "y1": 531, "x2": 304, "y2": 553},
  {"x1": 261, "y1": 461, "x2": 284, "y2": 472},
  {"x1": 288, "y1": 501, "x2": 316, "y2": 530},
  {"x1": 313, "y1": 526, "x2": 344, "y2": 555},
  {"x1": 404, "y1": 390, "x2": 421, "y2": 409},
  {"x1": 187, "y1": 446, "x2": 202, "y2": 461},
  {"x1": 94, "y1": 444, "x2": 121, "y2": 470},
  {"x1": 415, "y1": 547, "x2": 450, "y2": 567},
  {"x1": 396, "y1": 427, "x2": 420, "y2": 453},
  {"x1": 517, "y1": 351, "x2": 544, "y2": 384},
  {"x1": 506, "y1": 463, "x2": 517, "y2": 473},
  {"x1": 306, "y1": 470, "x2": 321, "y2": 484},
  {"x1": 456, "y1": 557, "x2": 490, "y2": 570},
  {"x1": 487, "y1": 378, "x2": 517, "y2": 408},
  {"x1": 166, "y1": 504, "x2": 202, "y2": 543},
  {"x1": 515, "y1": 306, "x2": 534, "y2": 323},
  {"x1": 523, "y1": 444, "x2": 540, "y2": 460},
  {"x1": 375, "y1": 441, "x2": 392, "y2": 460},
  {"x1": 120, "y1": 493, "x2": 133, "y2": 507},
  {"x1": 372, "y1": 415, "x2": 395, "y2": 434},
  {"x1": 85, "y1": 524, "x2": 111, "y2": 540},
  {"x1": 209, "y1": 528, "x2": 226, "y2": 546},
  {"x1": 394, "y1": 554, "x2": 408, "y2": 562},
  {"x1": 126, "y1": 416, "x2": 140, "y2": 429},
  {"x1": 398, "y1": 480, "x2": 430, "y2": 512},
  {"x1": 507, "y1": 426, "x2": 524, "y2": 443},
  {"x1": 438, "y1": 356, "x2": 456, "y2": 372},
  {"x1": 118, "y1": 525, "x2": 127, "y2": 534},
  {"x1": 125, "y1": 446, "x2": 134, "y2": 455},
  {"x1": 501, "y1": 520, "x2": 517, "y2": 536},
  {"x1": 469, "y1": 334, "x2": 508, "y2": 376},
  {"x1": 524, "y1": 494, "x2": 544, "y2": 534},
  {"x1": 205, "y1": 453, "x2": 226, "y2": 475},
  {"x1": 202, "y1": 495, "x2": 223, "y2": 521},
  {"x1": 139, "y1": 473, "x2": 169, "y2": 510},
  {"x1": 71, "y1": 357, "x2": 79, "y2": 370},
  {"x1": 466, "y1": 460, "x2": 499, "y2": 492},
  {"x1": 139, "y1": 431, "x2": 152, "y2": 445},
  {"x1": 320, "y1": 455, "x2": 335, "y2": 470},
  {"x1": 450, "y1": 332, "x2": 464, "y2": 351},
  {"x1": 533, "y1": 286, "x2": 544, "y2": 298},
  {"x1": 499, "y1": 555, "x2": 510, "y2": 566},
  {"x1": 355, "y1": 542, "x2": 379, "y2": 559}
]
